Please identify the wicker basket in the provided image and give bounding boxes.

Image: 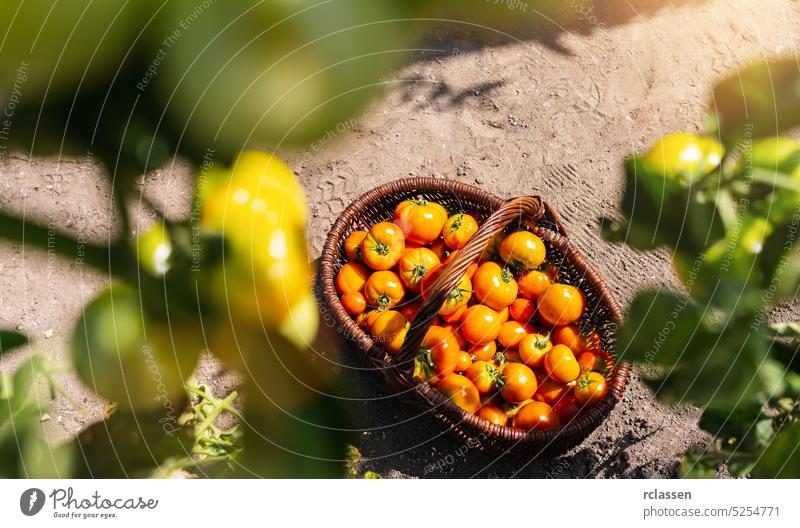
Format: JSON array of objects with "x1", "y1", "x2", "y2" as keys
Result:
[{"x1": 320, "y1": 177, "x2": 630, "y2": 457}]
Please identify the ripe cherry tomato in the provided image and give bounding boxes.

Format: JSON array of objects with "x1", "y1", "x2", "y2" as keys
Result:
[
  {"x1": 455, "y1": 350, "x2": 473, "y2": 372},
  {"x1": 420, "y1": 264, "x2": 473, "y2": 317},
  {"x1": 497, "y1": 306, "x2": 509, "y2": 324},
  {"x1": 509, "y1": 298, "x2": 535, "y2": 322},
  {"x1": 517, "y1": 269, "x2": 552, "y2": 299},
  {"x1": 393, "y1": 199, "x2": 447, "y2": 245},
  {"x1": 533, "y1": 372, "x2": 569, "y2": 405},
  {"x1": 442, "y1": 213, "x2": 479, "y2": 249},
  {"x1": 335, "y1": 262, "x2": 370, "y2": 294},
  {"x1": 497, "y1": 321, "x2": 535, "y2": 349},
  {"x1": 573, "y1": 371, "x2": 608, "y2": 405},
  {"x1": 544, "y1": 344, "x2": 580, "y2": 384},
  {"x1": 469, "y1": 340, "x2": 497, "y2": 362},
  {"x1": 461, "y1": 305, "x2": 502, "y2": 345},
  {"x1": 554, "y1": 395, "x2": 583, "y2": 424},
  {"x1": 473, "y1": 262, "x2": 518, "y2": 310},
  {"x1": 577, "y1": 351, "x2": 608, "y2": 373},
  {"x1": 440, "y1": 323, "x2": 469, "y2": 349},
  {"x1": 436, "y1": 374, "x2": 480, "y2": 414},
  {"x1": 364, "y1": 309, "x2": 383, "y2": 329},
  {"x1": 440, "y1": 304, "x2": 467, "y2": 323},
  {"x1": 429, "y1": 239, "x2": 451, "y2": 262},
  {"x1": 341, "y1": 292, "x2": 366, "y2": 315},
  {"x1": 466, "y1": 360, "x2": 500, "y2": 394},
  {"x1": 422, "y1": 326, "x2": 461, "y2": 377},
  {"x1": 364, "y1": 270, "x2": 406, "y2": 308},
  {"x1": 499, "y1": 231, "x2": 546, "y2": 271},
  {"x1": 361, "y1": 222, "x2": 405, "y2": 270},
  {"x1": 344, "y1": 230, "x2": 367, "y2": 261},
  {"x1": 370, "y1": 310, "x2": 408, "y2": 355},
  {"x1": 477, "y1": 404, "x2": 508, "y2": 426},
  {"x1": 552, "y1": 325, "x2": 600, "y2": 353},
  {"x1": 512, "y1": 401, "x2": 560, "y2": 431},
  {"x1": 397, "y1": 247, "x2": 440, "y2": 292},
  {"x1": 518, "y1": 332, "x2": 553, "y2": 367},
  {"x1": 537, "y1": 283, "x2": 585, "y2": 326},
  {"x1": 500, "y1": 362, "x2": 537, "y2": 403}
]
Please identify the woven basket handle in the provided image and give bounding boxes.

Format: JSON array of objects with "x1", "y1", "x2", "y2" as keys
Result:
[{"x1": 394, "y1": 196, "x2": 545, "y2": 378}]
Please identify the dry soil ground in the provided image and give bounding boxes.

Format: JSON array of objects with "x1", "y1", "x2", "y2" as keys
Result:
[{"x1": 2, "y1": 0, "x2": 800, "y2": 478}]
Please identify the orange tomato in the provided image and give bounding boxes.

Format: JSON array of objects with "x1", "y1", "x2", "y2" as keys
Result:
[
  {"x1": 497, "y1": 306, "x2": 509, "y2": 324},
  {"x1": 469, "y1": 340, "x2": 497, "y2": 362},
  {"x1": 361, "y1": 222, "x2": 405, "y2": 270},
  {"x1": 533, "y1": 372, "x2": 569, "y2": 405},
  {"x1": 517, "y1": 270, "x2": 550, "y2": 300},
  {"x1": 335, "y1": 262, "x2": 370, "y2": 294},
  {"x1": 500, "y1": 362, "x2": 538, "y2": 403},
  {"x1": 577, "y1": 350, "x2": 608, "y2": 373},
  {"x1": 512, "y1": 401, "x2": 560, "y2": 431},
  {"x1": 518, "y1": 332, "x2": 553, "y2": 367},
  {"x1": 429, "y1": 239, "x2": 451, "y2": 262},
  {"x1": 441, "y1": 323, "x2": 469, "y2": 350},
  {"x1": 400, "y1": 303, "x2": 421, "y2": 324},
  {"x1": 455, "y1": 351, "x2": 473, "y2": 372},
  {"x1": 554, "y1": 395, "x2": 583, "y2": 424},
  {"x1": 477, "y1": 404, "x2": 508, "y2": 426},
  {"x1": 573, "y1": 371, "x2": 607, "y2": 405},
  {"x1": 509, "y1": 298, "x2": 535, "y2": 322},
  {"x1": 466, "y1": 360, "x2": 500, "y2": 394},
  {"x1": 420, "y1": 264, "x2": 473, "y2": 317},
  {"x1": 362, "y1": 309, "x2": 382, "y2": 329},
  {"x1": 397, "y1": 247, "x2": 440, "y2": 292},
  {"x1": 497, "y1": 321, "x2": 535, "y2": 349},
  {"x1": 473, "y1": 262, "x2": 518, "y2": 310},
  {"x1": 341, "y1": 292, "x2": 366, "y2": 315},
  {"x1": 422, "y1": 326, "x2": 461, "y2": 377},
  {"x1": 344, "y1": 230, "x2": 367, "y2": 261},
  {"x1": 442, "y1": 213, "x2": 479, "y2": 249},
  {"x1": 370, "y1": 310, "x2": 408, "y2": 355},
  {"x1": 436, "y1": 374, "x2": 480, "y2": 413},
  {"x1": 499, "y1": 231, "x2": 546, "y2": 271},
  {"x1": 537, "y1": 283, "x2": 585, "y2": 326},
  {"x1": 393, "y1": 199, "x2": 447, "y2": 245},
  {"x1": 364, "y1": 270, "x2": 406, "y2": 308},
  {"x1": 461, "y1": 305, "x2": 502, "y2": 345},
  {"x1": 355, "y1": 311, "x2": 370, "y2": 329},
  {"x1": 440, "y1": 304, "x2": 467, "y2": 323},
  {"x1": 552, "y1": 325, "x2": 600, "y2": 353},
  {"x1": 544, "y1": 344, "x2": 580, "y2": 384}
]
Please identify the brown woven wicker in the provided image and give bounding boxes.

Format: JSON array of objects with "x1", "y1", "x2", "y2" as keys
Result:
[{"x1": 320, "y1": 177, "x2": 630, "y2": 458}]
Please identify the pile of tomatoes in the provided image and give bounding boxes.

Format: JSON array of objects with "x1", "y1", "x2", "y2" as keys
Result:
[{"x1": 335, "y1": 198, "x2": 613, "y2": 431}]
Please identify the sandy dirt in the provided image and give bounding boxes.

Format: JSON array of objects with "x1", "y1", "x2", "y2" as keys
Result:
[{"x1": 2, "y1": 0, "x2": 799, "y2": 478}]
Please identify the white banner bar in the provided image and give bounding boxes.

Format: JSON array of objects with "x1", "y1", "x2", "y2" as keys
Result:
[{"x1": 1, "y1": 479, "x2": 797, "y2": 527}]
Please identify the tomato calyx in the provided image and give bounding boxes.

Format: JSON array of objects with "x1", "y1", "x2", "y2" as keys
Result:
[
  {"x1": 414, "y1": 349, "x2": 436, "y2": 380},
  {"x1": 448, "y1": 214, "x2": 464, "y2": 231},
  {"x1": 376, "y1": 294, "x2": 392, "y2": 309},
  {"x1": 500, "y1": 267, "x2": 514, "y2": 284},
  {"x1": 371, "y1": 241, "x2": 390, "y2": 256},
  {"x1": 577, "y1": 370, "x2": 600, "y2": 390},
  {"x1": 411, "y1": 263, "x2": 429, "y2": 279},
  {"x1": 493, "y1": 351, "x2": 506, "y2": 366},
  {"x1": 533, "y1": 333, "x2": 551, "y2": 350},
  {"x1": 448, "y1": 284, "x2": 470, "y2": 303}
]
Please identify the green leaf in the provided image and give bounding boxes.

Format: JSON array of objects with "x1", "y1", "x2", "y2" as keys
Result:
[
  {"x1": 619, "y1": 290, "x2": 773, "y2": 406},
  {"x1": 751, "y1": 422, "x2": 800, "y2": 478},
  {"x1": 0, "y1": 330, "x2": 27, "y2": 356},
  {"x1": 602, "y1": 157, "x2": 724, "y2": 255},
  {"x1": 698, "y1": 403, "x2": 773, "y2": 451},
  {"x1": 710, "y1": 58, "x2": 800, "y2": 145},
  {"x1": 679, "y1": 449, "x2": 718, "y2": 478}
]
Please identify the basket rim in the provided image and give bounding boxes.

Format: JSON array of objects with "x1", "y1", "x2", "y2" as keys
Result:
[{"x1": 319, "y1": 176, "x2": 630, "y2": 449}]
